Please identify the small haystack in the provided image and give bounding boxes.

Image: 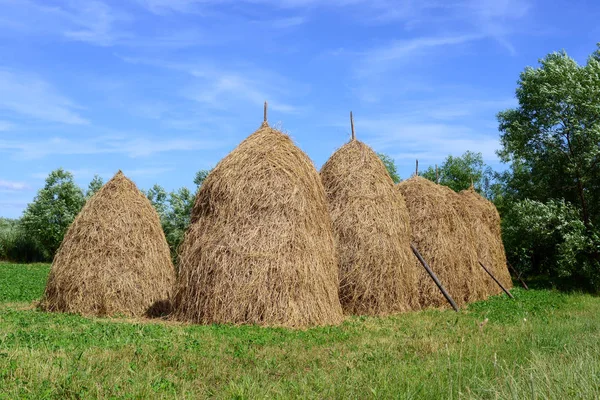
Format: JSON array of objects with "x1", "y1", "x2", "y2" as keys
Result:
[
  {"x1": 173, "y1": 118, "x2": 343, "y2": 327},
  {"x1": 460, "y1": 187, "x2": 513, "y2": 293},
  {"x1": 320, "y1": 137, "x2": 419, "y2": 315},
  {"x1": 41, "y1": 171, "x2": 176, "y2": 317},
  {"x1": 397, "y1": 176, "x2": 487, "y2": 308}
]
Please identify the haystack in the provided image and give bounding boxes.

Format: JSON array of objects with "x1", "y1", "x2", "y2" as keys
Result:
[
  {"x1": 397, "y1": 176, "x2": 488, "y2": 308},
  {"x1": 173, "y1": 121, "x2": 343, "y2": 328},
  {"x1": 41, "y1": 171, "x2": 175, "y2": 317},
  {"x1": 459, "y1": 187, "x2": 513, "y2": 293},
  {"x1": 320, "y1": 139, "x2": 419, "y2": 315}
]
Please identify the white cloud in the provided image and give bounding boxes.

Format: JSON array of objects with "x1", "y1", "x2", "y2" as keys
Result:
[
  {"x1": 0, "y1": 121, "x2": 13, "y2": 131},
  {"x1": 122, "y1": 56, "x2": 302, "y2": 114},
  {"x1": 0, "y1": 134, "x2": 227, "y2": 159},
  {"x1": 0, "y1": 180, "x2": 30, "y2": 191},
  {"x1": 0, "y1": 70, "x2": 88, "y2": 125}
]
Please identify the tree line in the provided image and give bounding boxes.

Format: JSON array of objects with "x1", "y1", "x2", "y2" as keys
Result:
[{"x1": 1, "y1": 45, "x2": 599, "y2": 291}]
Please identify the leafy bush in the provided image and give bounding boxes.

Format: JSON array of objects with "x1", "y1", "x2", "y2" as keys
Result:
[
  {"x1": 502, "y1": 199, "x2": 600, "y2": 291},
  {"x1": 0, "y1": 219, "x2": 47, "y2": 262}
]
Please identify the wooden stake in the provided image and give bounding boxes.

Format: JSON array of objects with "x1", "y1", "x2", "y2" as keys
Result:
[
  {"x1": 264, "y1": 101, "x2": 268, "y2": 123},
  {"x1": 508, "y1": 262, "x2": 529, "y2": 290},
  {"x1": 415, "y1": 159, "x2": 419, "y2": 176},
  {"x1": 350, "y1": 111, "x2": 355, "y2": 141},
  {"x1": 479, "y1": 261, "x2": 514, "y2": 298},
  {"x1": 411, "y1": 243, "x2": 459, "y2": 311}
]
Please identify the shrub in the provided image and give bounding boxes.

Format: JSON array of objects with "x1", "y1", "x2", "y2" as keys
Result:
[{"x1": 502, "y1": 199, "x2": 600, "y2": 291}]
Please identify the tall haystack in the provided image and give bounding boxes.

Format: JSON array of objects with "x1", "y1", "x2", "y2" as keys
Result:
[
  {"x1": 320, "y1": 138, "x2": 419, "y2": 315},
  {"x1": 41, "y1": 171, "x2": 175, "y2": 317},
  {"x1": 460, "y1": 187, "x2": 513, "y2": 293},
  {"x1": 173, "y1": 119, "x2": 343, "y2": 328},
  {"x1": 397, "y1": 176, "x2": 488, "y2": 308}
]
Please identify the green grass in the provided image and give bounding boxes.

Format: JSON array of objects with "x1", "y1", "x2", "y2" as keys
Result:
[{"x1": 1, "y1": 262, "x2": 599, "y2": 399}]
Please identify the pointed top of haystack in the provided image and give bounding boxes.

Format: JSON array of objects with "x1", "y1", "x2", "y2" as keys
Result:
[
  {"x1": 174, "y1": 118, "x2": 343, "y2": 328},
  {"x1": 42, "y1": 171, "x2": 175, "y2": 317},
  {"x1": 321, "y1": 137, "x2": 419, "y2": 315}
]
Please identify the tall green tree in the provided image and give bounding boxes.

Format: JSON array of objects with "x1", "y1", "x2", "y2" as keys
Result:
[
  {"x1": 377, "y1": 153, "x2": 400, "y2": 184},
  {"x1": 20, "y1": 169, "x2": 85, "y2": 258},
  {"x1": 497, "y1": 46, "x2": 600, "y2": 228},
  {"x1": 421, "y1": 151, "x2": 493, "y2": 195},
  {"x1": 497, "y1": 45, "x2": 600, "y2": 290}
]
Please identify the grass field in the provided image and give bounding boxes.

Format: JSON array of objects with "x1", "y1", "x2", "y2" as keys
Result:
[{"x1": 0, "y1": 262, "x2": 599, "y2": 399}]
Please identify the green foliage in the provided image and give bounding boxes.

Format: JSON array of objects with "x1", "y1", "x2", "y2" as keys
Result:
[
  {"x1": 19, "y1": 169, "x2": 85, "y2": 260},
  {"x1": 162, "y1": 187, "x2": 196, "y2": 258},
  {"x1": 85, "y1": 174, "x2": 104, "y2": 199},
  {"x1": 502, "y1": 199, "x2": 600, "y2": 290},
  {"x1": 144, "y1": 170, "x2": 209, "y2": 260},
  {"x1": 421, "y1": 151, "x2": 493, "y2": 195},
  {"x1": 1, "y1": 263, "x2": 600, "y2": 399},
  {"x1": 376, "y1": 153, "x2": 400, "y2": 183},
  {"x1": 497, "y1": 46, "x2": 600, "y2": 225},
  {"x1": 193, "y1": 169, "x2": 211, "y2": 187},
  {"x1": 496, "y1": 45, "x2": 600, "y2": 291}
]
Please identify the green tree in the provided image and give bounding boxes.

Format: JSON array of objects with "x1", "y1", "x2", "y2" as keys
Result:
[
  {"x1": 496, "y1": 45, "x2": 600, "y2": 291},
  {"x1": 497, "y1": 46, "x2": 600, "y2": 228},
  {"x1": 85, "y1": 175, "x2": 104, "y2": 199},
  {"x1": 163, "y1": 187, "x2": 196, "y2": 257},
  {"x1": 377, "y1": 153, "x2": 400, "y2": 184},
  {"x1": 421, "y1": 151, "x2": 493, "y2": 195},
  {"x1": 20, "y1": 168, "x2": 85, "y2": 259},
  {"x1": 145, "y1": 184, "x2": 169, "y2": 217}
]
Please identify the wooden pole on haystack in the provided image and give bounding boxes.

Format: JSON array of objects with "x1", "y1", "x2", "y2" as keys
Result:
[
  {"x1": 410, "y1": 243, "x2": 459, "y2": 311},
  {"x1": 264, "y1": 101, "x2": 268, "y2": 123},
  {"x1": 350, "y1": 111, "x2": 355, "y2": 141},
  {"x1": 479, "y1": 261, "x2": 514, "y2": 298},
  {"x1": 415, "y1": 160, "x2": 419, "y2": 177}
]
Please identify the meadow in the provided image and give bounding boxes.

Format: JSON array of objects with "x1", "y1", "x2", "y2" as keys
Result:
[{"x1": 0, "y1": 262, "x2": 599, "y2": 399}]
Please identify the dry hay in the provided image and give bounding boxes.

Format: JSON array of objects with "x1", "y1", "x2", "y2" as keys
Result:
[
  {"x1": 320, "y1": 139, "x2": 419, "y2": 315},
  {"x1": 459, "y1": 187, "x2": 513, "y2": 293},
  {"x1": 396, "y1": 176, "x2": 488, "y2": 308},
  {"x1": 41, "y1": 171, "x2": 176, "y2": 317},
  {"x1": 173, "y1": 122, "x2": 343, "y2": 328}
]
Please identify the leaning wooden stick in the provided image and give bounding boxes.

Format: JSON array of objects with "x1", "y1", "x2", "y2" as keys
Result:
[
  {"x1": 479, "y1": 261, "x2": 514, "y2": 298},
  {"x1": 410, "y1": 243, "x2": 459, "y2": 312},
  {"x1": 507, "y1": 262, "x2": 529, "y2": 290}
]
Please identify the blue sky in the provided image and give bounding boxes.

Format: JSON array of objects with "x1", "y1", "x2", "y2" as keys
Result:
[{"x1": 1, "y1": 0, "x2": 599, "y2": 218}]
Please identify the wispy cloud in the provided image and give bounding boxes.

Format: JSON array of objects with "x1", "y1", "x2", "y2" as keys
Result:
[
  {"x1": 0, "y1": 121, "x2": 13, "y2": 131},
  {"x1": 0, "y1": 134, "x2": 227, "y2": 159},
  {"x1": 122, "y1": 56, "x2": 303, "y2": 114},
  {"x1": 0, "y1": 70, "x2": 88, "y2": 125},
  {"x1": 0, "y1": 180, "x2": 30, "y2": 191},
  {"x1": 356, "y1": 34, "x2": 484, "y2": 75}
]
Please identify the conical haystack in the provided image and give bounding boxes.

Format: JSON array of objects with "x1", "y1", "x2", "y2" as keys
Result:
[
  {"x1": 173, "y1": 122, "x2": 343, "y2": 328},
  {"x1": 320, "y1": 139, "x2": 419, "y2": 315},
  {"x1": 397, "y1": 176, "x2": 487, "y2": 308},
  {"x1": 459, "y1": 187, "x2": 513, "y2": 293},
  {"x1": 41, "y1": 171, "x2": 176, "y2": 317}
]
